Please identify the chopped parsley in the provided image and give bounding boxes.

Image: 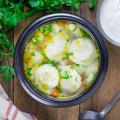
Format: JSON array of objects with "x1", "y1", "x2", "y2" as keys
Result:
[
  {"x1": 96, "y1": 49, "x2": 100, "y2": 53},
  {"x1": 80, "y1": 28, "x2": 91, "y2": 38},
  {"x1": 67, "y1": 39, "x2": 70, "y2": 42},
  {"x1": 63, "y1": 52, "x2": 73, "y2": 60},
  {"x1": 56, "y1": 86, "x2": 62, "y2": 93},
  {"x1": 40, "y1": 24, "x2": 52, "y2": 35},
  {"x1": 32, "y1": 36, "x2": 40, "y2": 45},
  {"x1": 70, "y1": 66, "x2": 74, "y2": 70},
  {"x1": 26, "y1": 67, "x2": 32, "y2": 76},
  {"x1": 30, "y1": 52, "x2": 35, "y2": 56},
  {"x1": 58, "y1": 68, "x2": 62, "y2": 72},
  {"x1": 48, "y1": 59, "x2": 56, "y2": 67},
  {"x1": 76, "y1": 64, "x2": 85, "y2": 68},
  {"x1": 76, "y1": 64, "x2": 80, "y2": 66},
  {"x1": 61, "y1": 71, "x2": 72, "y2": 80}
]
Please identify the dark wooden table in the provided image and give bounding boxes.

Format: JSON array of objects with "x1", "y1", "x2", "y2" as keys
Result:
[{"x1": 1, "y1": 1, "x2": 120, "y2": 120}]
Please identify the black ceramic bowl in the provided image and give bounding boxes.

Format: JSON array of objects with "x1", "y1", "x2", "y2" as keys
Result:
[{"x1": 14, "y1": 13, "x2": 108, "y2": 107}]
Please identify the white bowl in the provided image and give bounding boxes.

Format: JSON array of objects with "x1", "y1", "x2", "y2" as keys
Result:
[{"x1": 96, "y1": 0, "x2": 120, "y2": 47}]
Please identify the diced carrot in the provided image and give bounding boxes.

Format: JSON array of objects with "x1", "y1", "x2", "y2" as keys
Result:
[
  {"x1": 67, "y1": 60, "x2": 74, "y2": 65},
  {"x1": 37, "y1": 41, "x2": 45, "y2": 49},
  {"x1": 61, "y1": 21, "x2": 67, "y2": 27},
  {"x1": 47, "y1": 35, "x2": 53, "y2": 41},
  {"x1": 51, "y1": 90, "x2": 59, "y2": 97}
]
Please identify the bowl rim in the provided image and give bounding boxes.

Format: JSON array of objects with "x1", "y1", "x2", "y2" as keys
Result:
[
  {"x1": 96, "y1": 0, "x2": 120, "y2": 47},
  {"x1": 14, "y1": 13, "x2": 108, "y2": 107}
]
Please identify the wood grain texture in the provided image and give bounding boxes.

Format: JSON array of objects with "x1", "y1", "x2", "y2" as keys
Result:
[{"x1": 0, "y1": 2, "x2": 119, "y2": 120}]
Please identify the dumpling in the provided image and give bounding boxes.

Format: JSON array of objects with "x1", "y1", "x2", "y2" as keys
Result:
[
  {"x1": 86, "y1": 59, "x2": 99, "y2": 73},
  {"x1": 59, "y1": 66, "x2": 81, "y2": 93},
  {"x1": 34, "y1": 64, "x2": 59, "y2": 94},
  {"x1": 31, "y1": 51, "x2": 44, "y2": 64},
  {"x1": 69, "y1": 38, "x2": 94, "y2": 64},
  {"x1": 52, "y1": 23, "x2": 61, "y2": 33},
  {"x1": 45, "y1": 34, "x2": 68, "y2": 62}
]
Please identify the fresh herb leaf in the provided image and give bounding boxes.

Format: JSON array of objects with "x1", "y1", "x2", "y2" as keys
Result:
[
  {"x1": 0, "y1": 65, "x2": 16, "y2": 82},
  {"x1": 61, "y1": 75, "x2": 69, "y2": 79},
  {"x1": 40, "y1": 24, "x2": 52, "y2": 35},
  {"x1": 80, "y1": 28, "x2": 91, "y2": 38},
  {"x1": 1, "y1": 3, "x2": 24, "y2": 28},
  {"x1": 48, "y1": 60, "x2": 56, "y2": 67},
  {"x1": 58, "y1": 68, "x2": 62, "y2": 72},
  {"x1": 60, "y1": 70, "x2": 72, "y2": 80},
  {"x1": 29, "y1": 0, "x2": 44, "y2": 9},
  {"x1": 0, "y1": 66, "x2": 6, "y2": 73},
  {"x1": 26, "y1": 67, "x2": 32, "y2": 76},
  {"x1": 89, "y1": 0, "x2": 98, "y2": 8},
  {"x1": 67, "y1": 39, "x2": 69, "y2": 42},
  {"x1": 76, "y1": 64, "x2": 80, "y2": 66},
  {"x1": 56, "y1": 86, "x2": 62, "y2": 93},
  {"x1": 96, "y1": 49, "x2": 100, "y2": 53},
  {"x1": 30, "y1": 52, "x2": 35, "y2": 56},
  {"x1": 61, "y1": 74, "x2": 72, "y2": 79},
  {"x1": 32, "y1": 36, "x2": 40, "y2": 45},
  {"x1": 0, "y1": 24, "x2": 2, "y2": 29},
  {"x1": 70, "y1": 66, "x2": 74, "y2": 70},
  {"x1": 72, "y1": 3, "x2": 79, "y2": 11},
  {"x1": 63, "y1": 52, "x2": 73, "y2": 60}
]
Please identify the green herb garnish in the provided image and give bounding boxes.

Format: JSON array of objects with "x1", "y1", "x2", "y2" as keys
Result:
[
  {"x1": 56, "y1": 86, "x2": 62, "y2": 93},
  {"x1": 58, "y1": 68, "x2": 62, "y2": 72},
  {"x1": 48, "y1": 60, "x2": 56, "y2": 67},
  {"x1": 32, "y1": 36, "x2": 40, "y2": 45},
  {"x1": 61, "y1": 71, "x2": 72, "y2": 79},
  {"x1": 67, "y1": 39, "x2": 70, "y2": 42},
  {"x1": 40, "y1": 24, "x2": 52, "y2": 35},
  {"x1": 61, "y1": 75, "x2": 70, "y2": 79},
  {"x1": 61, "y1": 75, "x2": 72, "y2": 79},
  {"x1": 0, "y1": 65, "x2": 16, "y2": 82},
  {"x1": 63, "y1": 52, "x2": 73, "y2": 60},
  {"x1": 26, "y1": 67, "x2": 32, "y2": 76},
  {"x1": 30, "y1": 52, "x2": 35, "y2": 56},
  {"x1": 93, "y1": 73, "x2": 98, "y2": 80},
  {"x1": 76, "y1": 64, "x2": 80, "y2": 66},
  {"x1": 96, "y1": 49, "x2": 100, "y2": 54},
  {"x1": 80, "y1": 28, "x2": 91, "y2": 38},
  {"x1": 89, "y1": 0, "x2": 98, "y2": 8},
  {"x1": 70, "y1": 66, "x2": 74, "y2": 70}
]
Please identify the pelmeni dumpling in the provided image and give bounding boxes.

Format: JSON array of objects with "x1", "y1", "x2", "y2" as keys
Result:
[
  {"x1": 31, "y1": 51, "x2": 44, "y2": 64},
  {"x1": 52, "y1": 23, "x2": 61, "y2": 33},
  {"x1": 69, "y1": 38, "x2": 94, "y2": 64},
  {"x1": 34, "y1": 64, "x2": 59, "y2": 94},
  {"x1": 45, "y1": 35, "x2": 68, "y2": 62},
  {"x1": 59, "y1": 66, "x2": 81, "y2": 93},
  {"x1": 86, "y1": 59, "x2": 99, "y2": 74}
]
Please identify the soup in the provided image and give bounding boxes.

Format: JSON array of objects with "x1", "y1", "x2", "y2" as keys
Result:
[{"x1": 23, "y1": 20, "x2": 100, "y2": 99}]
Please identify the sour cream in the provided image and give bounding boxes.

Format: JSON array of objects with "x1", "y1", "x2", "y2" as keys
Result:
[{"x1": 98, "y1": 0, "x2": 120, "y2": 46}]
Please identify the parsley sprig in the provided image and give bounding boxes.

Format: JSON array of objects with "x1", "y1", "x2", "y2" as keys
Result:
[
  {"x1": 89, "y1": 0, "x2": 98, "y2": 8},
  {"x1": 0, "y1": 64, "x2": 16, "y2": 82},
  {"x1": 0, "y1": 0, "x2": 97, "y2": 82}
]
